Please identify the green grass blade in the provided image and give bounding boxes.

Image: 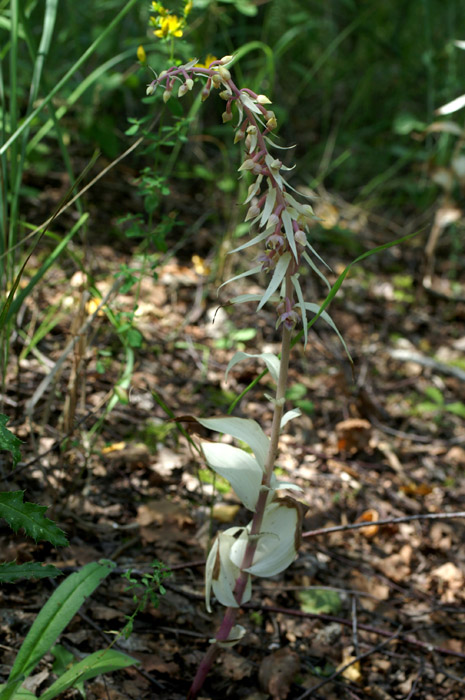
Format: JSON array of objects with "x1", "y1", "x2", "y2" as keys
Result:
[
  {"x1": 5, "y1": 213, "x2": 89, "y2": 324},
  {"x1": 27, "y1": 48, "x2": 135, "y2": 154},
  {"x1": 0, "y1": 0, "x2": 140, "y2": 157}
]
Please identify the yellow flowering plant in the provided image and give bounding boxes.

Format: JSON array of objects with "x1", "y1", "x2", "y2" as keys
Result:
[{"x1": 149, "y1": 0, "x2": 192, "y2": 40}]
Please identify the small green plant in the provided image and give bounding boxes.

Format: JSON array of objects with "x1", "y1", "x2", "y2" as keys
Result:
[
  {"x1": 120, "y1": 560, "x2": 171, "y2": 638},
  {"x1": 0, "y1": 561, "x2": 137, "y2": 700},
  {"x1": 411, "y1": 385, "x2": 465, "y2": 420}
]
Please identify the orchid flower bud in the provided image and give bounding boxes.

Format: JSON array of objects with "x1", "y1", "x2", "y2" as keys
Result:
[
  {"x1": 218, "y1": 65, "x2": 231, "y2": 81},
  {"x1": 163, "y1": 89, "x2": 172, "y2": 103},
  {"x1": 266, "y1": 115, "x2": 278, "y2": 130}
]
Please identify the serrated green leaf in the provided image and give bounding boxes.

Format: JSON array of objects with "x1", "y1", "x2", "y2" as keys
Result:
[
  {"x1": 38, "y1": 648, "x2": 137, "y2": 700},
  {"x1": 0, "y1": 562, "x2": 62, "y2": 583},
  {"x1": 0, "y1": 491, "x2": 68, "y2": 547},
  {"x1": 0, "y1": 415, "x2": 22, "y2": 467}
]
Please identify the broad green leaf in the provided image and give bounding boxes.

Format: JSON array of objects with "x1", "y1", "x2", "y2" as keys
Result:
[
  {"x1": 0, "y1": 562, "x2": 62, "y2": 583},
  {"x1": 201, "y1": 442, "x2": 263, "y2": 510},
  {"x1": 7, "y1": 561, "x2": 115, "y2": 687},
  {"x1": 225, "y1": 351, "x2": 281, "y2": 384},
  {"x1": 0, "y1": 415, "x2": 22, "y2": 467},
  {"x1": 39, "y1": 649, "x2": 137, "y2": 700},
  {"x1": 197, "y1": 416, "x2": 270, "y2": 469},
  {"x1": 0, "y1": 491, "x2": 68, "y2": 547}
]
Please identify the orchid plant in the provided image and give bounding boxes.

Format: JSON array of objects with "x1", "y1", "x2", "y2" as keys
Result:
[{"x1": 146, "y1": 55, "x2": 348, "y2": 697}]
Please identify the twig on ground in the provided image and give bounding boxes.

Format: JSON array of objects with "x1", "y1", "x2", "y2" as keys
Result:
[
  {"x1": 295, "y1": 629, "x2": 401, "y2": 699},
  {"x1": 243, "y1": 601, "x2": 465, "y2": 661},
  {"x1": 302, "y1": 511, "x2": 465, "y2": 539}
]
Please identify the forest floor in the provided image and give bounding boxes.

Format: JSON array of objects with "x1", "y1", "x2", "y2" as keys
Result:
[{"x1": 1, "y1": 186, "x2": 465, "y2": 700}]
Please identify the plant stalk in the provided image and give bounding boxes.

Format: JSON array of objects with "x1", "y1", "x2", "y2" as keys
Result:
[{"x1": 188, "y1": 295, "x2": 293, "y2": 698}]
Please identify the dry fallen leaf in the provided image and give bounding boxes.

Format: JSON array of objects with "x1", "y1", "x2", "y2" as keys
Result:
[
  {"x1": 355, "y1": 509, "x2": 379, "y2": 538},
  {"x1": 376, "y1": 544, "x2": 412, "y2": 583},
  {"x1": 259, "y1": 647, "x2": 300, "y2": 700},
  {"x1": 431, "y1": 562, "x2": 464, "y2": 603},
  {"x1": 338, "y1": 651, "x2": 362, "y2": 683},
  {"x1": 335, "y1": 418, "x2": 371, "y2": 453}
]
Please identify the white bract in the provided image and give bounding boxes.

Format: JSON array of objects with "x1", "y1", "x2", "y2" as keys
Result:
[{"x1": 200, "y1": 415, "x2": 304, "y2": 611}]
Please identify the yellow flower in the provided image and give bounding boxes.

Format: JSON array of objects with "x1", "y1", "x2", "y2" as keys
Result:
[
  {"x1": 151, "y1": 1, "x2": 166, "y2": 15},
  {"x1": 184, "y1": 0, "x2": 193, "y2": 15},
  {"x1": 154, "y1": 14, "x2": 184, "y2": 38},
  {"x1": 195, "y1": 54, "x2": 217, "y2": 69},
  {"x1": 137, "y1": 45, "x2": 147, "y2": 63}
]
